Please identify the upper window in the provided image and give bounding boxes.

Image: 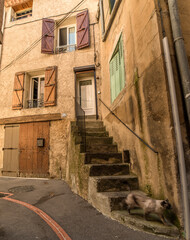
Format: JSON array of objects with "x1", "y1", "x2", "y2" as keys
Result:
[
  {"x1": 11, "y1": 0, "x2": 33, "y2": 21},
  {"x1": 41, "y1": 10, "x2": 90, "y2": 54},
  {"x1": 109, "y1": 0, "x2": 116, "y2": 12},
  {"x1": 57, "y1": 25, "x2": 76, "y2": 53},
  {"x1": 109, "y1": 34, "x2": 125, "y2": 103}
]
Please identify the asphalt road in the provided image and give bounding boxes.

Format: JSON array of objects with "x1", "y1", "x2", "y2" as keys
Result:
[{"x1": 0, "y1": 177, "x2": 176, "y2": 240}]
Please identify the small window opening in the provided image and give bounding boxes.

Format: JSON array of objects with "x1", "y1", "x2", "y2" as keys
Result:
[
  {"x1": 109, "y1": 0, "x2": 116, "y2": 12},
  {"x1": 56, "y1": 25, "x2": 76, "y2": 53},
  {"x1": 28, "y1": 76, "x2": 44, "y2": 108},
  {"x1": 11, "y1": 0, "x2": 33, "y2": 21}
]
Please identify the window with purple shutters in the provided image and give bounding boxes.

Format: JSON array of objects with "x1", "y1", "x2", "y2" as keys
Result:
[
  {"x1": 41, "y1": 18, "x2": 55, "y2": 54},
  {"x1": 76, "y1": 10, "x2": 90, "y2": 50}
]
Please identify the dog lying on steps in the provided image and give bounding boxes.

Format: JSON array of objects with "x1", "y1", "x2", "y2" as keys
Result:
[{"x1": 123, "y1": 192, "x2": 172, "y2": 225}]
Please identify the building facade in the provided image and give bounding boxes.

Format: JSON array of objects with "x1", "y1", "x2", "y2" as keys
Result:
[
  {"x1": 0, "y1": 0, "x2": 190, "y2": 226},
  {"x1": 98, "y1": 0, "x2": 190, "y2": 218},
  {"x1": 0, "y1": 0, "x2": 100, "y2": 178}
]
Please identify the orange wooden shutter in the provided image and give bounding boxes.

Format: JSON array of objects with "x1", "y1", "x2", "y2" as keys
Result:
[
  {"x1": 12, "y1": 72, "x2": 25, "y2": 110},
  {"x1": 41, "y1": 18, "x2": 55, "y2": 54},
  {"x1": 44, "y1": 66, "x2": 57, "y2": 107},
  {"x1": 76, "y1": 10, "x2": 90, "y2": 49}
]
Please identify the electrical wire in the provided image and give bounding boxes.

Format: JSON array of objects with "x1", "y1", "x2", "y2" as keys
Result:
[
  {"x1": 0, "y1": 0, "x2": 86, "y2": 73},
  {"x1": 5, "y1": 9, "x2": 87, "y2": 29}
]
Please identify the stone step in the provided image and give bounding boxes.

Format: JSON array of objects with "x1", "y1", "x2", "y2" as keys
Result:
[
  {"x1": 88, "y1": 163, "x2": 130, "y2": 176},
  {"x1": 85, "y1": 153, "x2": 122, "y2": 164},
  {"x1": 94, "y1": 175, "x2": 139, "y2": 192},
  {"x1": 85, "y1": 144, "x2": 118, "y2": 153},
  {"x1": 85, "y1": 131, "x2": 109, "y2": 137},
  {"x1": 96, "y1": 190, "x2": 146, "y2": 211},
  {"x1": 85, "y1": 127, "x2": 106, "y2": 133},
  {"x1": 85, "y1": 121, "x2": 104, "y2": 128},
  {"x1": 111, "y1": 210, "x2": 179, "y2": 238},
  {"x1": 86, "y1": 136, "x2": 113, "y2": 145}
]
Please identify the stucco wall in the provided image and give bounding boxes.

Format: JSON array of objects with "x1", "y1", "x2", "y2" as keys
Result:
[
  {"x1": 0, "y1": 0, "x2": 100, "y2": 177},
  {"x1": 49, "y1": 119, "x2": 70, "y2": 179},
  {"x1": 99, "y1": 0, "x2": 181, "y2": 216}
]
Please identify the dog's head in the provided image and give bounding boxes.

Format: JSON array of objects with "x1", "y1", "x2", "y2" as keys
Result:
[{"x1": 161, "y1": 199, "x2": 172, "y2": 210}]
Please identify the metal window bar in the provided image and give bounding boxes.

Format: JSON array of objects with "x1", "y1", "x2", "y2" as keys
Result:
[
  {"x1": 27, "y1": 99, "x2": 44, "y2": 108},
  {"x1": 55, "y1": 44, "x2": 76, "y2": 54},
  {"x1": 75, "y1": 98, "x2": 86, "y2": 152}
]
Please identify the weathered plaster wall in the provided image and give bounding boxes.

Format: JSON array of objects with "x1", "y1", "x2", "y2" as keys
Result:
[
  {"x1": 49, "y1": 119, "x2": 70, "y2": 178},
  {"x1": 0, "y1": 0, "x2": 100, "y2": 177},
  {"x1": 99, "y1": 0, "x2": 181, "y2": 216}
]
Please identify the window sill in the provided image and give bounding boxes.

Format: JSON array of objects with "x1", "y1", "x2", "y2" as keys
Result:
[
  {"x1": 55, "y1": 45, "x2": 76, "y2": 54},
  {"x1": 102, "y1": 0, "x2": 122, "y2": 42}
]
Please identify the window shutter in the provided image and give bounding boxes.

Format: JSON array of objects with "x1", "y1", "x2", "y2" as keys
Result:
[
  {"x1": 76, "y1": 10, "x2": 90, "y2": 49},
  {"x1": 41, "y1": 18, "x2": 55, "y2": 54},
  {"x1": 44, "y1": 66, "x2": 57, "y2": 107},
  {"x1": 12, "y1": 72, "x2": 25, "y2": 110}
]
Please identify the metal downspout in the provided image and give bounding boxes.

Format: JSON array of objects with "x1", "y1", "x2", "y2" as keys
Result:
[
  {"x1": 158, "y1": 1, "x2": 190, "y2": 238},
  {"x1": 163, "y1": 37, "x2": 190, "y2": 240},
  {"x1": 168, "y1": 0, "x2": 190, "y2": 125}
]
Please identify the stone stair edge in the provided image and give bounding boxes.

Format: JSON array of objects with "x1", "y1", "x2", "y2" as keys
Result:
[{"x1": 111, "y1": 210, "x2": 180, "y2": 239}]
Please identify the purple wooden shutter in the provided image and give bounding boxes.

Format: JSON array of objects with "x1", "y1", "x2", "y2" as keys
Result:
[
  {"x1": 76, "y1": 10, "x2": 90, "y2": 49},
  {"x1": 41, "y1": 19, "x2": 55, "y2": 54}
]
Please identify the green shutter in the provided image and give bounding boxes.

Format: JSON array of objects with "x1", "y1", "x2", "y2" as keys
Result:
[
  {"x1": 119, "y1": 36, "x2": 125, "y2": 90},
  {"x1": 109, "y1": 34, "x2": 125, "y2": 103}
]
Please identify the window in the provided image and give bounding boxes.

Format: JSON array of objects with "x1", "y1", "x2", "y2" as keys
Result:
[
  {"x1": 28, "y1": 76, "x2": 45, "y2": 108},
  {"x1": 12, "y1": 67, "x2": 57, "y2": 110},
  {"x1": 57, "y1": 25, "x2": 76, "y2": 53},
  {"x1": 41, "y1": 10, "x2": 90, "y2": 54},
  {"x1": 109, "y1": 34, "x2": 125, "y2": 102},
  {"x1": 11, "y1": 0, "x2": 33, "y2": 21},
  {"x1": 109, "y1": 0, "x2": 116, "y2": 12}
]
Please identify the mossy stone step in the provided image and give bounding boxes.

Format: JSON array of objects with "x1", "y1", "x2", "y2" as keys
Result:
[
  {"x1": 85, "y1": 121, "x2": 104, "y2": 128},
  {"x1": 86, "y1": 136, "x2": 113, "y2": 145},
  {"x1": 95, "y1": 175, "x2": 139, "y2": 192},
  {"x1": 85, "y1": 152, "x2": 122, "y2": 164},
  {"x1": 111, "y1": 210, "x2": 180, "y2": 238},
  {"x1": 85, "y1": 144, "x2": 118, "y2": 153},
  {"x1": 88, "y1": 163, "x2": 130, "y2": 176}
]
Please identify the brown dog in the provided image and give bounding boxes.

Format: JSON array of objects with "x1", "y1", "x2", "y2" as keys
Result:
[{"x1": 123, "y1": 192, "x2": 172, "y2": 225}]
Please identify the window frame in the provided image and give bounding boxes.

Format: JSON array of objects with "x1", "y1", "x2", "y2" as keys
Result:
[
  {"x1": 57, "y1": 24, "x2": 76, "y2": 51},
  {"x1": 29, "y1": 75, "x2": 45, "y2": 108}
]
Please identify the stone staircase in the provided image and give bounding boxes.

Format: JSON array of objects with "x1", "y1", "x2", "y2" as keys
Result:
[{"x1": 75, "y1": 118, "x2": 180, "y2": 238}]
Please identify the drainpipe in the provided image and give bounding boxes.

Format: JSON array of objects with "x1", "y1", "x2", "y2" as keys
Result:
[
  {"x1": 163, "y1": 36, "x2": 190, "y2": 240},
  {"x1": 158, "y1": 1, "x2": 190, "y2": 239},
  {"x1": 168, "y1": 0, "x2": 190, "y2": 125}
]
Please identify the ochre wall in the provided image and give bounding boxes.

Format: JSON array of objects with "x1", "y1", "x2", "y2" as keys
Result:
[{"x1": 99, "y1": 0, "x2": 181, "y2": 216}]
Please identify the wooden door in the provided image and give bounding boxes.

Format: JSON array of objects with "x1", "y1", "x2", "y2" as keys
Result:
[
  {"x1": 3, "y1": 125, "x2": 20, "y2": 176},
  {"x1": 78, "y1": 77, "x2": 96, "y2": 116},
  {"x1": 19, "y1": 122, "x2": 49, "y2": 177}
]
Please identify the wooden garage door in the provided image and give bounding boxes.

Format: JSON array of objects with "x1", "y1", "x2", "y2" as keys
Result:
[
  {"x1": 3, "y1": 125, "x2": 20, "y2": 176},
  {"x1": 19, "y1": 122, "x2": 49, "y2": 177}
]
